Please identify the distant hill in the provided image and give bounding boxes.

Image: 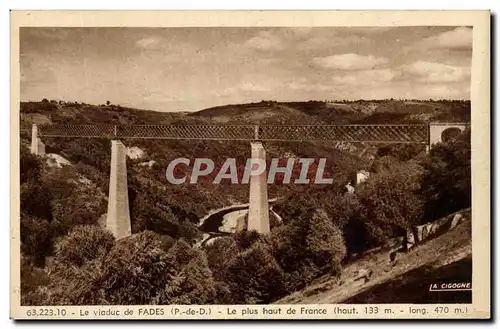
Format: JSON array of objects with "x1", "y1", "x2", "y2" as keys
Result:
[
  {"x1": 21, "y1": 99, "x2": 470, "y2": 128},
  {"x1": 20, "y1": 101, "x2": 186, "y2": 126},
  {"x1": 190, "y1": 99, "x2": 470, "y2": 125}
]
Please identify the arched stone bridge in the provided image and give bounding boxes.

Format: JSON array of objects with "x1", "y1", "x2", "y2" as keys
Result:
[{"x1": 428, "y1": 122, "x2": 470, "y2": 145}]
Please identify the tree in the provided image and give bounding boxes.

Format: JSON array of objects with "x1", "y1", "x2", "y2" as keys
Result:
[
  {"x1": 131, "y1": 195, "x2": 180, "y2": 237},
  {"x1": 168, "y1": 249, "x2": 217, "y2": 304},
  {"x1": 20, "y1": 148, "x2": 43, "y2": 184},
  {"x1": 356, "y1": 161, "x2": 424, "y2": 246},
  {"x1": 54, "y1": 225, "x2": 114, "y2": 267},
  {"x1": 20, "y1": 215, "x2": 52, "y2": 266},
  {"x1": 106, "y1": 100, "x2": 111, "y2": 106},
  {"x1": 204, "y1": 236, "x2": 239, "y2": 282},
  {"x1": 224, "y1": 242, "x2": 285, "y2": 304},
  {"x1": 306, "y1": 210, "x2": 347, "y2": 273},
  {"x1": 21, "y1": 257, "x2": 50, "y2": 305},
  {"x1": 270, "y1": 206, "x2": 347, "y2": 293},
  {"x1": 35, "y1": 226, "x2": 116, "y2": 305},
  {"x1": 20, "y1": 180, "x2": 53, "y2": 222},
  {"x1": 97, "y1": 231, "x2": 179, "y2": 305},
  {"x1": 420, "y1": 130, "x2": 471, "y2": 221}
]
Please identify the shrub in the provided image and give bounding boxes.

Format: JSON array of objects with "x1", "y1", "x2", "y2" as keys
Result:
[
  {"x1": 177, "y1": 221, "x2": 202, "y2": 244},
  {"x1": 54, "y1": 225, "x2": 115, "y2": 267},
  {"x1": 322, "y1": 193, "x2": 361, "y2": 229},
  {"x1": 224, "y1": 242, "x2": 286, "y2": 304},
  {"x1": 420, "y1": 130, "x2": 471, "y2": 221},
  {"x1": 166, "y1": 239, "x2": 197, "y2": 268},
  {"x1": 168, "y1": 249, "x2": 217, "y2": 305},
  {"x1": 271, "y1": 223, "x2": 306, "y2": 274},
  {"x1": 233, "y1": 230, "x2": 264, "y2": 250},
  {"x1": 20, "y1": 215, "x2": 52, "y2": 266},
  {"x1": 43, "y1": 168, "x2": 106, "y2": 237},
  {"x1": 20, "y1": 257, "x2": 50, "y2": 305},
  {"x1": 97, "y1": 231, "x2": 179, "y2": 305},
  {"x1": 306, "y1": 210, "x2": 347, "y2": 266},
  {"x1": 370, "y1": 155, "x2": 399, "y2": 174},
  {"x1": 204, "y1": 236, "x2": 240, "y2": 282},
  {"x1": 20, "y1": 148, "x2": 43, "y2": 184},
  {"x1": 44, "y1": 231, "x2": 175, "y2": 305},
  {"x1": 271, "y1": 207, "x2": 346, "y2": 293},
  {"x1": 41, "y1": 231, "x2": 220, "y2": 305},
  {"x1": 130, "y1": 195, "x2": 180, "y2": 237},
  {"x1": 74, "y1": 162, "x2": 109, "y2": 192},
  {"x1": 158, "y1": 234, "x2": 176, "y2": 252},
  {"x1": 50, "y1": 201, "x2": 103, "y2": 237},
  {"x1": 376, "y1": 144, "x2": 425, "y2": 162},
  {"x1": 20, "y1": 180, "x2": 53, "y2": 222},
  {"x1": 44, "y1": 257, "x2": 108, "y2": 305},
  {"x1": 30, "y1": 226, "x2": 114, "y2": 305}
]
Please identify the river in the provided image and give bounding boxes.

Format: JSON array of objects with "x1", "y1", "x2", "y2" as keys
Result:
[{"x1": 196, "y1": 198, "x2": 279, "y2": 246}]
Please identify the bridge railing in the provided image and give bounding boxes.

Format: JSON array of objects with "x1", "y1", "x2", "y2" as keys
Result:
[
  {"x1": 34, "y1": 123, "x2": 430, "y2": 143},
  {"x1": 260, "y1": 124, "x2": 428, "y2": 143}
]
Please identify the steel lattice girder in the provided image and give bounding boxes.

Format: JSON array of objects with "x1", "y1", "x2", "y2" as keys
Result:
[{"x1": 37, "y1": 124, "x2": 429, "y2": 143}]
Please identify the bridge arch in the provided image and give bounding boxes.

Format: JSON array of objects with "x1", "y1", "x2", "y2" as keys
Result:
[{"x1": 429, "y1": 122, "x2": 469, "y2": 146}]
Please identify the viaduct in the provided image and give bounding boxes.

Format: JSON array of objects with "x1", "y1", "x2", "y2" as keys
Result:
[{"x1": 29, "y1": 122, "x2": 469, "y2": 239}]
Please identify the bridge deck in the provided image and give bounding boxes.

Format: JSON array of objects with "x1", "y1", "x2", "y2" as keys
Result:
[{"x1": 29, "y1": 124, "x2": 430, "y2": 143}]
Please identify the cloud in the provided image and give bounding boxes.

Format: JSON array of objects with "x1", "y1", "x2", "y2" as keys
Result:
[
  {"x1": 413, "y1": 84, "x2": 470, "y2": 99},
  {"x1": 287, "y1": 79, "x2": 332, "y2": 91},
  {"x1": 399, "y1": 61, "x2": 471, "y2": 83},
  {"x1": 348, "y1": 27, "x2": 395, "y2": 35},
  {"x1": 136, "y1": 37, "x2": 162, "y2": 49},
  {"x1": 22, "y1": 28, "x2": 72, "y2": 41},
  {"x1": 245, "y1": 31, "x2": 286, "y2": 51},
  {"x1": 20, "y1": 54, "x2": 58, "y2": 87},
  {"x1": 239, "y1": 82, "x2": 270, "y2": 92},
  {"x1": 332, "y1": 68, "x2": 396, "y2": 85},
  {"x1": 313, "y1": 53, "x2": 388, "y2": 70},
  {"x1": 300, "y1": 34, "x2": 370, "y2": 49},
  {"x1": 416, "y1": 27, "x2": 472, "y2": 49},
  {"x1": 225, "y1": 81, "x2": 272, "y2": 93},
  {"x1": 287, "y1": 27, "x2": 313, "y2": 37}
]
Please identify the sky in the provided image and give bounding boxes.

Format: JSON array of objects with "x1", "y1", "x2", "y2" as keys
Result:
[{"x1": 20, "y1": 26, "x2": 472, "y2": 112}]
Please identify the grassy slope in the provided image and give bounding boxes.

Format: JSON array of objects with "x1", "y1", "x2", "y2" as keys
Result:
[
  {"x1": 276, "y1": 212, "x2": 472, "y2": 304},
  {"x1": 21, "y1": 99, "x2": 470, "y2": 126},
  {"x1": 191, "y1": 100, "x2": 470, "y2": 124}
]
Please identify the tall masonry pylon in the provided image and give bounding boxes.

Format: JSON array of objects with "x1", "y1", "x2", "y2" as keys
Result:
[
  {"x1": 247, "y1": 141, "x2": 270, "y2": 235},
  {"x1": 106, "y1": 140, "x2": 132, "y2": 240},
  {"x1": 30, "y1": 124, "x2": 45, "y2": 155}
]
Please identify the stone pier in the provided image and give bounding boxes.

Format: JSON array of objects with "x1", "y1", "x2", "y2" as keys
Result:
[
  {"x1": 106, "y1": 140, "x2": 132, "y2": 240},
  {"x1": 247, "y1": 142, "x2": 270, "y2": 235},
  {"x1": 30, "y1": 124, "x2": 45, "y2": 155}
]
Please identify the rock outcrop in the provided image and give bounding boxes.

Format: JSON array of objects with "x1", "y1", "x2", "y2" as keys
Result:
[{"x1": 405, "y1": 209, "x2": 469, "y2": 250}]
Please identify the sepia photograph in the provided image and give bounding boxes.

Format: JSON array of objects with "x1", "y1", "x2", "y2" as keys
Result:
[{"x1": 10, "y1": 10, "x2": 490, "y2": 319}]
